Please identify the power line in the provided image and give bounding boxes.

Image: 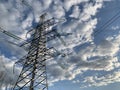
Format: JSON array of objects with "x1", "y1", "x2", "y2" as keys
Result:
[
  {"x1": 12, "y1": 13, "x2": 70, "y2": 90},
  {"x1": 20, "y1": 0, "x2": 33, "y2": 10},
  {"x1": 0, "y1": 27, "x2": 24, "y2": 40},
  {"x1": 93, "y1": 7, "x2": 120, "y2": 36}
]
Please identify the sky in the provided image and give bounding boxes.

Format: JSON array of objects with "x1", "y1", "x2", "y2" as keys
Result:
[{"x1": 0, "y1": 0, "x2": 120, "y2": 90}]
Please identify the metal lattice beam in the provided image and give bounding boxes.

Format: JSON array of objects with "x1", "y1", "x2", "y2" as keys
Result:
[
  {"x1": 13, "y1": 14, "x2": 69, "y2": 90},
  {"x1": 13, "y1": 18, "x2": 48, "y2": 90}
]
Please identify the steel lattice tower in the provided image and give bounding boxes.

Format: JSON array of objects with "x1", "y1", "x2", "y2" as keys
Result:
[
  {"x1": 13, "y1": 14, "x2": 69, "y2": 90},
  {"x1": 13, "y1": 16, "x2": 50, "y2": 90}
]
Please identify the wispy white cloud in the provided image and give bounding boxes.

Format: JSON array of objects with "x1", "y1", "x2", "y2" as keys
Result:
[
  {"x1": 0, "y1": 55, "x2": 19, "y2": 89},
  {"x1": 1, "y1": 0, "x2": 120, "y2": 89},
  {"x1": 83, "y1": 70, "x2": 120, "y2": 87}
]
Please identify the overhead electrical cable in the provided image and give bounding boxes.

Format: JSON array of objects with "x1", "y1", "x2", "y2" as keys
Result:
[
  {"x1": 94, "y1": 8, "x2": 120, "y2": 36},
  {"x1": 20, "y1": 0, "x2": 33, "y2": 10},
  {"x1": 0, "y1": 27, "x2": 24, "y2": 40}
]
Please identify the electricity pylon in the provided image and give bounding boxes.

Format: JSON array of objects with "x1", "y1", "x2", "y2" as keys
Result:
[
  {"x1": 0, "y1": 13, "x2": 71, "y2": 90},
  {"x1": 13, "y1": 15, "x2": 49, "y2": 90},
  {"x1": 12, "y1": 14, "x2": 70, "y2": 90}
]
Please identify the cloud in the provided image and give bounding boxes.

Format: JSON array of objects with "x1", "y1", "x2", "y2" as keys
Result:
[
  {"x1": 63, "y1": 0, "x2": 88, "y2": 11},
  {"x1": 83, "y1": 70, "x2": 120, "y2": 87},
  {"x1": 1, "y1": 0, "x2": 120, "y2": 89},
  {"x1": 47, "y1": 37, "x2": 120, "y2": 86},
  {"x1": 0, "y1": 55, "x2": 19, "y2": 89}
]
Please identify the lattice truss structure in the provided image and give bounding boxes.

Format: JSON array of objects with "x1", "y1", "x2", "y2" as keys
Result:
[{"x1": 12, "y1": 14, "x2": 71, "y2": 90}]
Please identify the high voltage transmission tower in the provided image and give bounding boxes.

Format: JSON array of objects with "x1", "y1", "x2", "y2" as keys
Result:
[
  {"x1": 0, "y1": 13, "x2": 71, "y2": 89},
  {"x1": 13, "y1": 15, "x2": 48, "y2": 90},
  {"x1": 10, "y1": 14, "x2": 71, "y2": 90},
  {"x1": 0, "y1": 1, "x2": 72, "y2": 88}
]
